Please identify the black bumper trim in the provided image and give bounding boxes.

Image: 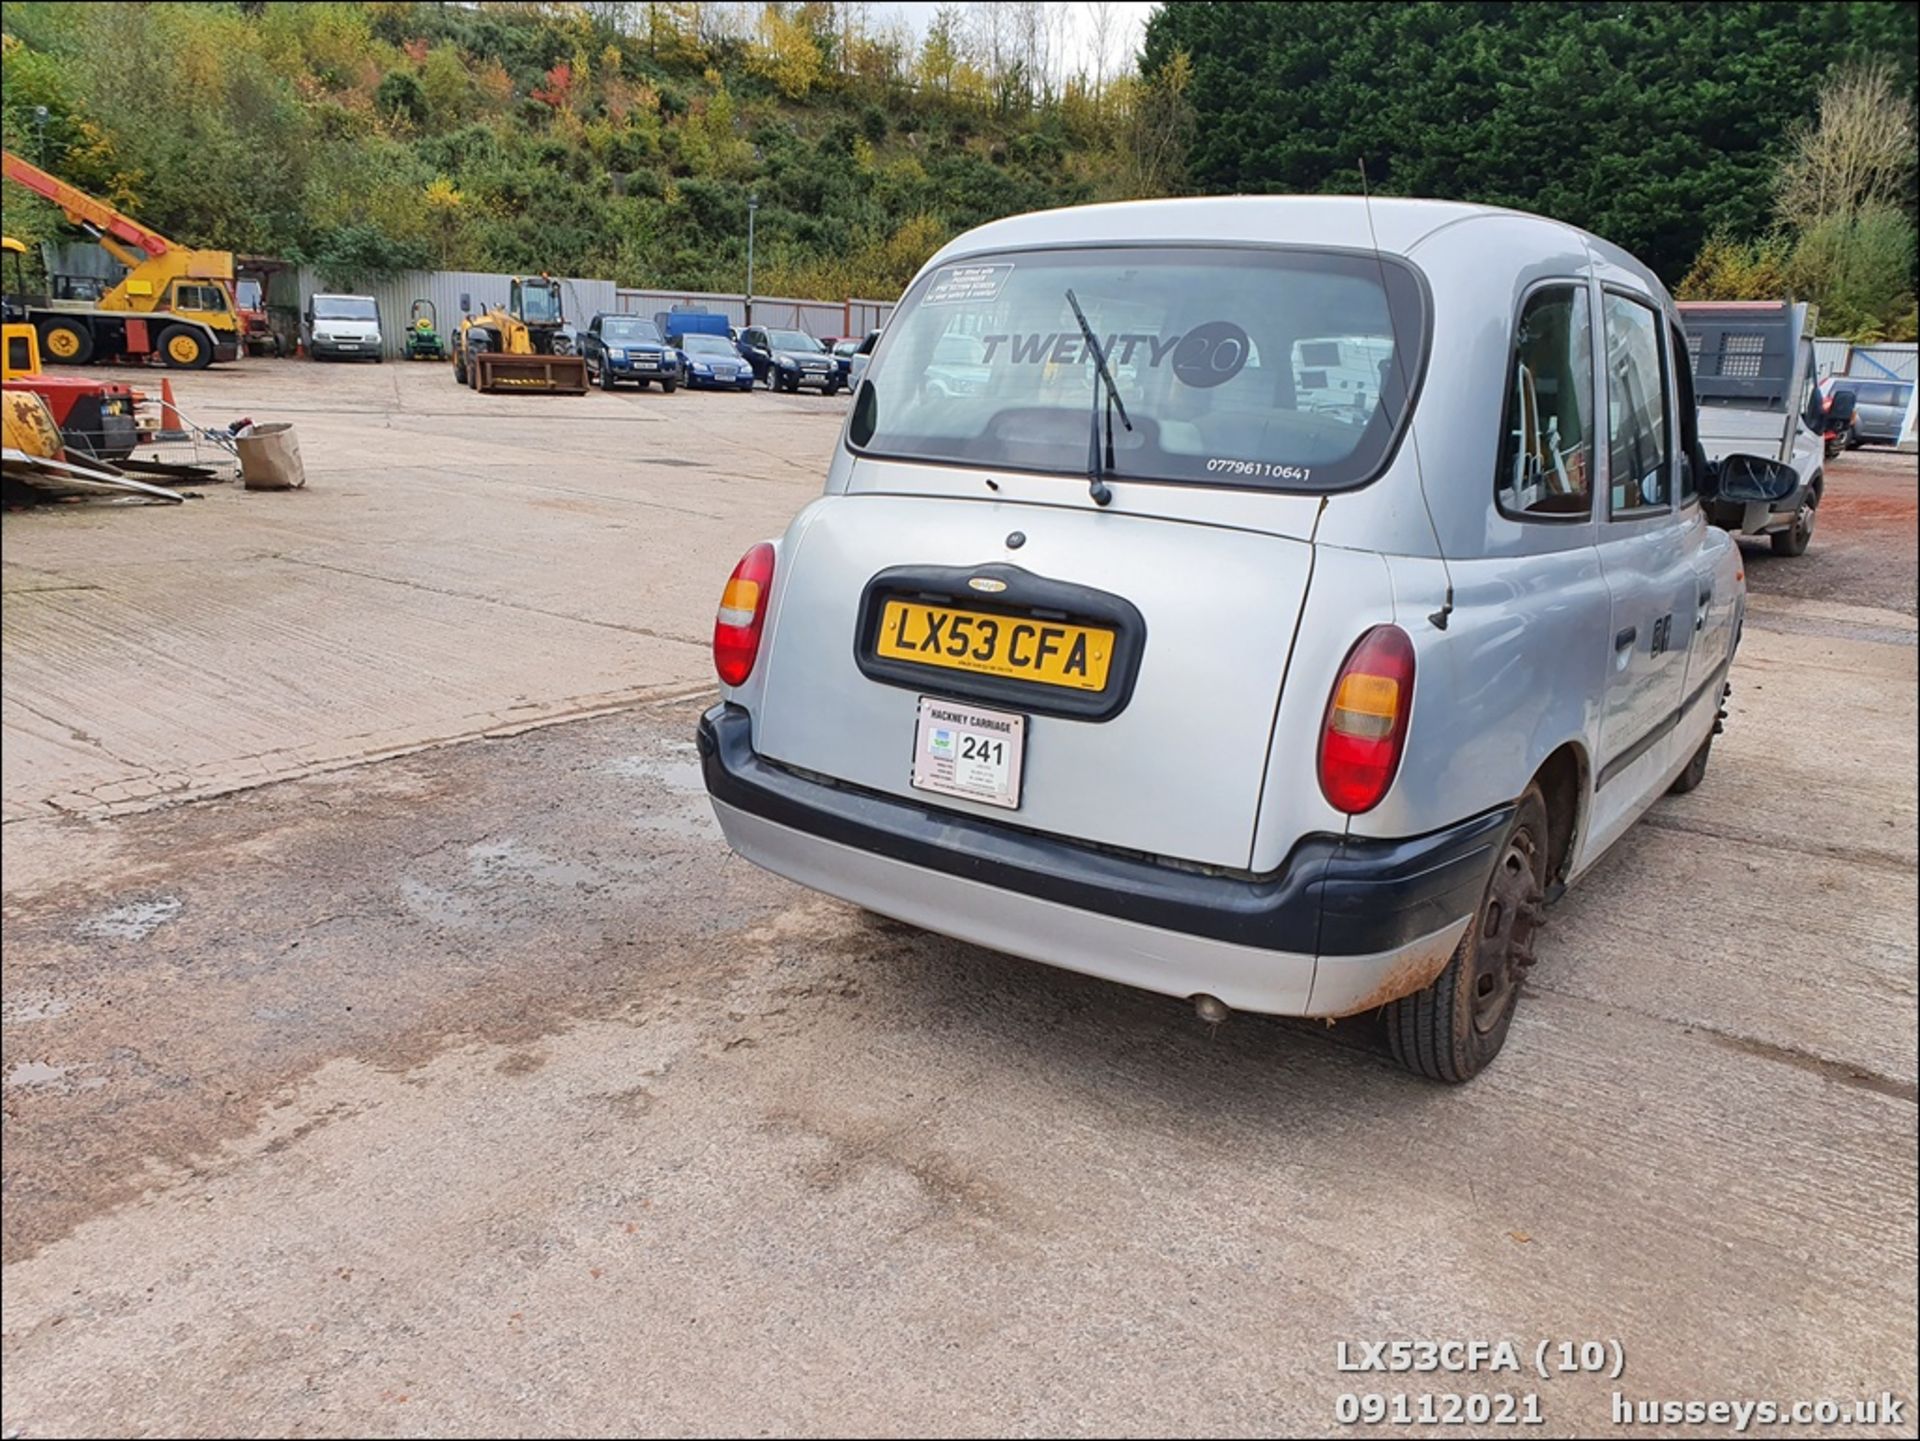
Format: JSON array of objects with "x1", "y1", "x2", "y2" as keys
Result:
[{"x1": 698, "y1": 704, "x2": 1508, "y2": 957}]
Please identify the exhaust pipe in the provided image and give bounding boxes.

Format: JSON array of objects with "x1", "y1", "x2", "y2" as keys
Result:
[{"x1": 1193, "y1": 994, "x2": 1231, "y2": 1025}]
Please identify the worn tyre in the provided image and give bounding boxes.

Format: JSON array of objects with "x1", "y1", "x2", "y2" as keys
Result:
[
  {"x1": 158, "y1": 324, "x2": 214, "y2": 369},
  {"x1": 453, "y1": 349, "x2": 467, "y2": 385},
  {"x1": 1385, "y1": 784, "x2": 1550, "y2": 1083},
  {"x1": 38, "y1": 317, "x2": 95, "y2": 365},
  {"x1": 1668, "y1": 735, "x2": 1712, "y2": 795}
]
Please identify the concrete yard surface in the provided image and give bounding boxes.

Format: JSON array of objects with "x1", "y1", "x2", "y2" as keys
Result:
[
  {"x1": 2, "y1": 363, "x2": 1915, "y2": 1437},
  {"x1": 2, "y1": 359, "x2": 841, "y2": 823}
]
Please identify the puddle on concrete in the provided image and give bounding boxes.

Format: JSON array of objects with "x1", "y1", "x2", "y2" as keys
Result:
[
  {"x1": 2, "y1": 996, "x2": 73, "y2": 1025},
  {"x1": 398, "y1": 877, "x2": 481, "y2": 929},
  {"x1": 634, "y1": 806, "x2": 718, "y2": 843},
  {"x1": 467, "y1": 838, "x2": 602, "y2": 887},
  {"x1": 5, "y1": 1059, "x2": 106, "y2": 1091},
  {"x1": 76, "y1": 896, "x2": 183, "y2": 941},
  {"x1": 606, "y1": 743, "x2": 704, "y2": 796}
]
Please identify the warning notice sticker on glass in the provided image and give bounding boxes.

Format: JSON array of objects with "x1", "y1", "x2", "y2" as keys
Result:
[{"x1": 923, "y1": 263, "x2": 1014, "y2": 305}]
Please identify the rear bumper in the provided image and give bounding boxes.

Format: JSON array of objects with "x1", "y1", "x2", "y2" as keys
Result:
[{"x1": 697, "y1": 704, "x2": 1504, "y2": 1016}]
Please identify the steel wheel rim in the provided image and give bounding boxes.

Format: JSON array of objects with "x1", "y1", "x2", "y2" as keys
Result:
[
  {"x1": 48, "y1": 329, "x2": 80, "y2": 358},
  {"x1": 1471, "y1": 828, "x2": 1543, "y2": 1034},
  {"x1": 168, "y1": 335, "x2": 198, "y2": 363}
]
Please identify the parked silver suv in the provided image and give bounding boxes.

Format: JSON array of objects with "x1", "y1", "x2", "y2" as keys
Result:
[{"x1": 699, "y1": 197, "x2": 1797, "y2": 1082}]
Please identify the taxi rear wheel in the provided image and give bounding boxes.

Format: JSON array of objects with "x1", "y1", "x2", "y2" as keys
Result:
[
  {"x1": 1668, "y1": 735, "x2": 1712, "y2": 795},
  {"x1": 1385, "y1": 783, "x2": 1549, "y2": 1083}
]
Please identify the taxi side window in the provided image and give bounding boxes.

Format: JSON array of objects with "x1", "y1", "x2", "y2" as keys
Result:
[
  {"x1": 1604, "y1": 293, "x2": 1671, "y2": 515},
  {"x1": 1496, "y1": 284, "x2": 1593, "y2": 519}
]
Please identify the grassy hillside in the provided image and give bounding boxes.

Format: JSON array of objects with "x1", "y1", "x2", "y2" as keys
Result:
[{"x1": 0, "y1": 2, "x2": 1182, "y2": 297}]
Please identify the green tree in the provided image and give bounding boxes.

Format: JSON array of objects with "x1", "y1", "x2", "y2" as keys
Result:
[
  {"x1": 376, "y1": 69, "x2": 428, "y2": 125},
  {"x1": 420, "y1": 43, "x2": 475, "y2": 130},
  {"x1": 1143, "y1": 1, "x2": 1919, "y2": 282}
]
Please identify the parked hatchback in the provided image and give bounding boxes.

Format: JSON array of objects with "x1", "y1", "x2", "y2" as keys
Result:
[{"x1": 698, "y1": 197, "x2": 1797, "y2": 1082}]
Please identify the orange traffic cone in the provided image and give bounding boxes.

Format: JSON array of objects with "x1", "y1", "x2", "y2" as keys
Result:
[{"x1": 159, "y1": 378, "x2": 185, "y2": 435}]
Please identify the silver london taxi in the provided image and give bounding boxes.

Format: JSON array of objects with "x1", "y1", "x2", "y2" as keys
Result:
[{"x1": 698, "y1": 197, "x2": 1800, "y2": 1082}]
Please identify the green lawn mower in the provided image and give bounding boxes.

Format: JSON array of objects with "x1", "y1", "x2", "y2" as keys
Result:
[{"x1": 405, "y1": 299, "x2": 446, "y2": 361}]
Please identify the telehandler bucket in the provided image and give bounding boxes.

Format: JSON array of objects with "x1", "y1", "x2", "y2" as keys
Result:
[{"x1": 471, "y1": 352, "x2": 588, "y2": 395}]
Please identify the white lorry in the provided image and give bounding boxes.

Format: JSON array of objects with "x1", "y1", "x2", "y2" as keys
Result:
[{"x1": 1678, "y1": 299, "x2": 1824, "y2": 556}]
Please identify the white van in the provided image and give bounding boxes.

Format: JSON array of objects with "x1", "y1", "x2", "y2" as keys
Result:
[{"x1": 304, "y1": 294, "x2": 383, "y2": 361}]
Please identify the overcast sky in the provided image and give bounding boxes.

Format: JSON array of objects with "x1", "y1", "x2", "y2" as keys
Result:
[{"x1": 871, "y1": 2, "x2": 1159, "y2": 83}]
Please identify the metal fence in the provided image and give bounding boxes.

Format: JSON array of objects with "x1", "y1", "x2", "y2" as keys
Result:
[
  {"x1": 1814, "y1": 338, "x2": 1918, "y2": 383},
  {"x1": 289, "y1": 267, "x2": 620, "y2": 359},
  {"x1": 614, "y1": 287, "x2": 894, "y2": 339},
  {"x1": 280, "y1": 271, "x2": 892, "y2": 356},
  {"x1": 1843, "y1": 343, "x2": 1918, "y2": 383}
]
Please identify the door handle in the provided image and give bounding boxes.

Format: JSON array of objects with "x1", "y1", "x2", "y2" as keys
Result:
[
  {"x1": 1696, "y1": 586, "x2": 1713, "y2": 630},
  {"x1": 1614, "y1": 626, "x2": 1638, "y2": 651}
]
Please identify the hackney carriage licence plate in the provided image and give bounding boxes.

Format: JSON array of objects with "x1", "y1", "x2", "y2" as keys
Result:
[{"x1": 911, "y1": 697, "x2": 1025, "y2": 809}]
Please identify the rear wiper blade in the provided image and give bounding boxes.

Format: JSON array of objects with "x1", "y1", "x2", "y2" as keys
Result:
[{"x1": 1065, "y1": 288, "x2": 1131, "y2": 507}]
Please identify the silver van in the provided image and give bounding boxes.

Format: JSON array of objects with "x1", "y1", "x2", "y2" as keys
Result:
[
  {"x1": 1842, "y1": 378, "x2": 1915, "y2": 448},
  {"x1": 698, "y1": 197, "x2": 1800, "y2": 1082}
]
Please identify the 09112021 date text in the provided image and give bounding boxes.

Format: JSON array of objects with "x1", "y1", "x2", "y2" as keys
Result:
[{"x1": 1335, "y1": 1392, "x2": 1545, "y2": 1426}]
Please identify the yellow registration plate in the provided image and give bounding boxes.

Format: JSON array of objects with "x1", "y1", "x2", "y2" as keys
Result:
[{"x1": 875, "y1": 600, "x2": 1114, "y2": 691}]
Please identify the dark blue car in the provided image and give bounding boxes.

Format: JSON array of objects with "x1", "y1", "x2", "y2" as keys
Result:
[
  {"x1": 736, "y1": 324, "x2": 841, "y2": 393},
  {"x1": 580, "y1": 314, "x2": 683, "y2": 392},
  {"x1": 672, "y1": 332, "x2": 755, "y2": 390}
]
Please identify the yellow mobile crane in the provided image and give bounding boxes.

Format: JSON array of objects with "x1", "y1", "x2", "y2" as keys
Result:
[{"x1": 1, "y1": 150, "x2": 240, "y2": 368}]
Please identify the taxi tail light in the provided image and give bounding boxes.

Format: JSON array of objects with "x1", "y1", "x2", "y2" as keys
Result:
[
  {"x1": 1318, "y1": 625, "x2": 1416, "y2": 815},
  {"x1": 713, "y1": 542, "x2": 775, "y2": 686}
]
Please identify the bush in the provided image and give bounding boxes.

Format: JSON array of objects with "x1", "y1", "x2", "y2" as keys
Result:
[
  {"x1": 375, "y1": 70, "x2": 428, "y2": 126},
  {"x1": 310, "y1": 222, "x2": 430, "y2": 288},
  {"x1": 1787, "y1": 206, "x2": 1919, "y2": 342}
]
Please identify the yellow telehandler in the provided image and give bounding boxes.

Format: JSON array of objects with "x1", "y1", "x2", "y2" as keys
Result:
[{"x1": 452, "y1": 275, "x2": 588, "y2": 395}]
